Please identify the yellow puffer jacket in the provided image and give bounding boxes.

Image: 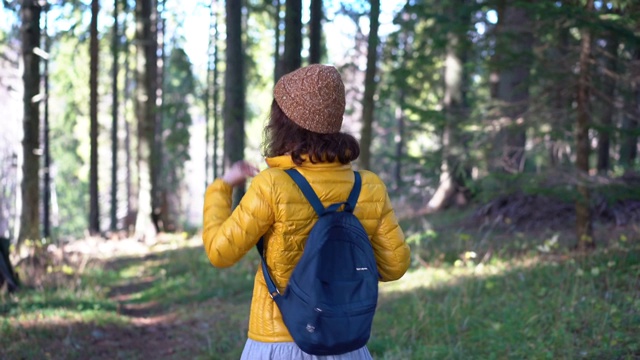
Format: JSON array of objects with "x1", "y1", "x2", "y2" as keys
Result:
[{"x1": 202, "y1": 155, "x2": 410, "y2": 343}]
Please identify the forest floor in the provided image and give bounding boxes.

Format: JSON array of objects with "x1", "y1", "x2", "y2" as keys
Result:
[{"x1": 1, "y1": 201, "x2": 640, "y2": 359}]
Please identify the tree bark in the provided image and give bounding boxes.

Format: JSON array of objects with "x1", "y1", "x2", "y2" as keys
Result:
[
  {"x1": 18, "y1": 0, "x2": 42, "y2": 245},
  {"x1": 135, "y1": 0, "x2": 158, "y2": 241},
  {"x1": 43, "y1": 7, "x2": 51, "y2": 239},
  {"x1": 596, "y1": 32, "x2": 618, "y2": 174},
  {"x1": 89, "y1": 0, "x2": 100, "y2": 236},
  {"x1": 308, "y1": 0, "x2": 322, "y2": 64},
  {"x1": 619, "y1": 48, "x2": 639, "y2": 169},
  {"x1": 575, "y1": 0, "x2": 594, "y2": 251},
  {"x1": 491, "y1": 0, "x2": 532, "y2": 173},
  {"x1": 224, "y1": 0, "x2": 246, "y2": 206},
  {"x1": 154, "y1": 0, "x2": 166, "y2": 231},
  {"x1": 213, "y1": 2, "x2": 220, "y2": 180},
  {"x1": 427, "y1": 0, "x2": 471, "y2": 211},
  {"x1": 273, "y1": 0, "x2": 282, "y2": 82},
  {"x1": 359, "y1": 0, "x2": 380, "y2": 171},
  {"x1": 282, "y1": 0, "x2": 302, "y2": 74},
  {"x1": 110, "y1": 0, "x2": 120, "y2": 232}
]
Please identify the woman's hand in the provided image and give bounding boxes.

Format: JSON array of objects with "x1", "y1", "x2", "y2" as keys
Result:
[{"x1": 222, "y1": 161, "x2": 259, "y2": 187}]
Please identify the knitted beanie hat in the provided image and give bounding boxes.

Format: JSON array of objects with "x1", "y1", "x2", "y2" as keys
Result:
[{"x1": 273, "y1": 64, "x2": 346, "y2": 134}]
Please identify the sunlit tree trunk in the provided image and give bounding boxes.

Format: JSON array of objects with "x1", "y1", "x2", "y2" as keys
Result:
[
  {"x1": 224, "y1": 0, "x2": 246, "y2": 206},
  {"x1": 154, "y1": 0, "x2": 166, "y2": 231},
  {"x1": 123, "y1": 0, "x2": 136, "y2": 235},
  {"x1": 282, "y1": 0, "x2": 301, "y2": 74},
  {"x1": 213, "y1": 2, "x2": 220, "y2": 180},
  {"x1": 135, "y1": 0, "x2": 158, "y2": 241},
  {"x1": 205, "y1": 2, "x2": 214, "y2": 187},
  {"x1": 308, "y1": 0, "x2": 322, "y2": 64},
  {"x1": 427, "y1": 0, "x2": 470, "y2": 211},
  {"x1": 575, "y1": 0, "x2": 594, "y2": 251},
  {"x1": 18, "y1": 0, "x2": 42, "y2": 246},
  {"x1": 359, "y1": 0, "x2": 380, "y2": 171},
  {"x1": 43, "y1": 7, "x2": 51, "y2": 239},
  {"x1": 273, "y1": 0, "x2": 282, "y2": 82}
]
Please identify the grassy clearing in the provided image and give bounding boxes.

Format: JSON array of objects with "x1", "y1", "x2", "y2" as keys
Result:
[{"x1": 1, "y1": 214, "x2": 639, "y2": 359}]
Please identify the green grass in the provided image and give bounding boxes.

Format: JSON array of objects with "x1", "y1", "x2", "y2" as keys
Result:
[{"x1": 1, "y1": 216, "x2": 639, "y2": 359}]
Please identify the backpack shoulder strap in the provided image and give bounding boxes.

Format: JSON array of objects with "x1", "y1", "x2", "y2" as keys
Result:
[
  {"x1": 285, "y1": 169, "x2": 326, "y2": 216},
  {"x1": 256, "y1": 169, "x2": 362, "y2": 300},
  {"x1": 285, "y1": 168, "x2": 362, "y2": 215},
  {"x1": 344, "y1": 171, "x2": 361, "y2": 213}
]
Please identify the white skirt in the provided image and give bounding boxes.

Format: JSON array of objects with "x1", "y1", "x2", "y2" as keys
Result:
[{"x1": 240, "y1": 339, "x2": 374, "y2": 360}]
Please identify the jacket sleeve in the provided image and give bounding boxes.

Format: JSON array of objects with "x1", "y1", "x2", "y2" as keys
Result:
[
  {"x1": 372, "y1": 188, "x2": 411, "y2": 282},
  {"x1": 202, "y1": 173, "x2": 274, "y2": 268}
]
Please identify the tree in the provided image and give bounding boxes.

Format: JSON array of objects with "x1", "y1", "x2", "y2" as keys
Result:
[
  {"x1": 273, "y1": 0, "x2": 282, "y2": 82},
  {"x1": 309, "y1": 0, "x2": 322, "y2": 64},
  {"x1": 135, "y1": 0, "x2": 158, "y2": 240},
  {"x1": 359, "y1": 0, "x2": 380, "y2": 171},
  {"x1": 160, "y1": 48, "x2": 195, "y2": 230},
  {"x1": 619, "y1": 48, "x2": 639, "y2": 169},
  {"x1": 205, "y1": 0, "x2": 221, "y2": 186},
  {"x1": 89, "y1": 0, "x2": 100, "y2": 236},
  {"x1": 595, "y1": 27, "x2": 619, "y2": 174},
  {"x1": 575, "y1": 0, "x2": 595, "y2": 251},
  {"x1": 427, "y1": 0, "x2": 471, "y2": 211},
  {"x1": 18, "y1": 0, "x2": 42, "y2": 245},
  {"x1": 490, "y1": 0, "x2": 533, "y2": 173},
  {"x1": 224, "y1": 0, "x2": 246, "y2": 206},
  {"x1": 42, "y1": 4, "x2": 51, "y2": 239},
  {"x1": 282, "y1": 0, "x2": 302, "y2": 75},
  {"x1": 111, "y1": 0, "x2": 120, "y2": 232}
]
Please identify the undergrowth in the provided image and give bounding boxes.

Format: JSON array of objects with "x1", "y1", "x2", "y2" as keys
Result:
[{"x1": 0, "y1": 212, "x2": 639, "y2": 360}]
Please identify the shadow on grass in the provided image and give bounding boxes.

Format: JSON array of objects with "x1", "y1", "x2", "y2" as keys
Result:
[
  {"x1": 369, "y1": 247, "x2": 640, "y2": 360},
  {"x1": 1, "y1": 237, "x2": 639, "y2": 359},
  {"x1": 0, "y1": 243, "x2": 255, "y2": 359}
]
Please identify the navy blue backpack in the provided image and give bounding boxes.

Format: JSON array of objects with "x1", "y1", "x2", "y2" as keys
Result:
[{"x1": 256, "y1": 169, "x2": 379, "y2": 356}]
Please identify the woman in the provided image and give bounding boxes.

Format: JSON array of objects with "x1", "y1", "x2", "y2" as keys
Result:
[{"x1": 202, "y1": 64, "x2": 410, "y2": 359}]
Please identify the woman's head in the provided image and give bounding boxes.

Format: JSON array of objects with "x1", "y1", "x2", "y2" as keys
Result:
[{"x1": 263, "y1": 65, "x2": 359, "y2": 165}]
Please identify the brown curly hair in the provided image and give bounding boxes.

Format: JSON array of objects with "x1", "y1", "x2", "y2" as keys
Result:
[{"x1": 262, "y1": 100, "x2": 360, "y2": 166}]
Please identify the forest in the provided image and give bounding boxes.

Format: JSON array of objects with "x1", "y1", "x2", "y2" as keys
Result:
[{"x1": 1, "y1": 0, "x2": 639, "y2": 359}]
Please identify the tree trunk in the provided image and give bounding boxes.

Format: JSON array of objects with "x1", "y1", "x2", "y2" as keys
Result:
[
  {"x1": 213, "y1": 2, "x2": 220, "y2": 180},
  {"x1": 282, "y1": 0, "x2": 302, "y2": 74},
  {"x1": 394, "y1": 95, "x2": 405, "y2": 191},
  {"x1": 18, "y1": 0, "x2": 42, "y2": 246},
  {"x1": 308, "y1": 0, "x2": 322, "y2": 64},
  {"x1": 154, "y1": 0, "x2": 166, "y2": 231},
  {"x1": 549, "y1": 27, "x2": 571, "y2": 168},
  {"x1": 123, "y1": 0, "x2": 136, "y2": 235},
  {"x1": 205, "y1": 3, "x2": 214, "y2": 187},
  {"x1": 273, "y1": 0, "x2": 282, "y2": 82},
  {"x1": 619, "y1": 48, "x2": 639, "y2": 169},
  {"x1": 427, "y1": 0, "x2": 470, "y2": 211},
  {"x1": 491, "y1": 0, "x2": 532, "y2": 173},
  {"x1": 111, "y1": 0, "x2": 120, "y2": 233},
  {"x1": 135, "y1": 0, "x2": 158, "y2": 241},
  {"x1": 224, "y1": 0, "x2": 246, "y2": 206},
  {"x1": 43, "y1": 7, "x2": 51, "y2": 239},
  {"x1": 359, "y1": 0, "x2": 380, "y2": 171},
  {"x1": 89, "y1": 0, "x2": 100, "y2": 236},
  {"x1": 596, "y1": 32, "x2": 618, "y2": 174},
  {"x1": 575, "y1": 0, "x2": 594, "y2": 251}
]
